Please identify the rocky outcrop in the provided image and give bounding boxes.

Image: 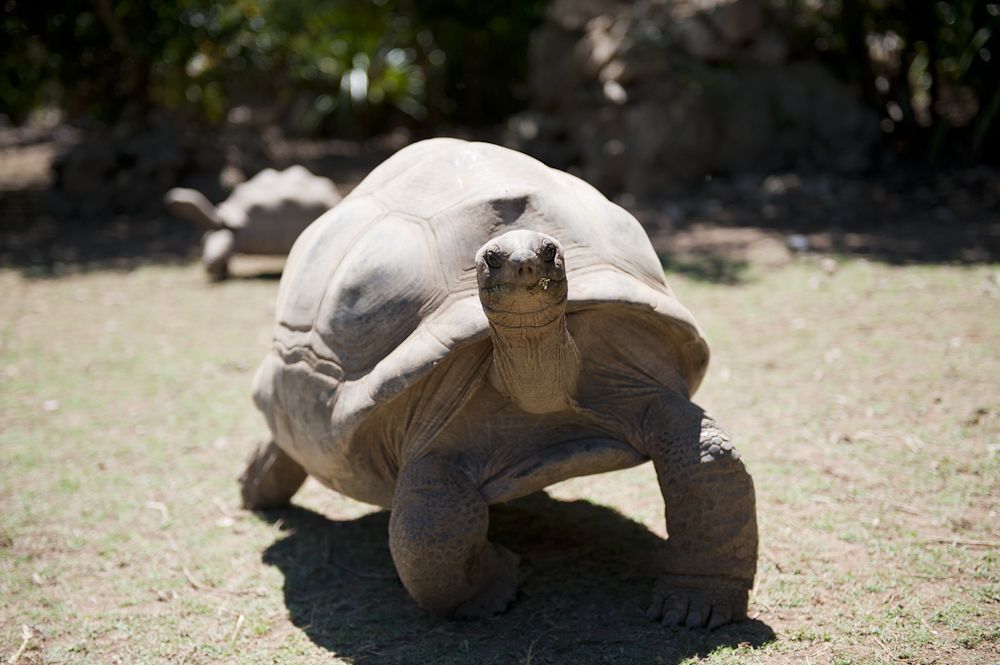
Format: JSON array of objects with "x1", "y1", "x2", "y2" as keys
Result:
[
  {"x1": 506, "y1": 0, "x2": 881, "y2": 198},
  {"x1": 50, "y1": 109, "x2": 272, "y2": 218}
]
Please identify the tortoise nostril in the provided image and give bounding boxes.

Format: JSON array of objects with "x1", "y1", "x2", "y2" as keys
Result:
[{"x1": 518, "y1": 265, "x2": 534, "y2": 277}]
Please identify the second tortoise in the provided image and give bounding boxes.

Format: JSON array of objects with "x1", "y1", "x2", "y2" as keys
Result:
[{"x1": 165, "y1": 165, "x2": 342, "y2": 279}]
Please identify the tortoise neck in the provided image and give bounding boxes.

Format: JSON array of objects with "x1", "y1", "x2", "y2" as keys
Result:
[{"x1": 487, "y1": 313, "x2": 580, "y2": 414}]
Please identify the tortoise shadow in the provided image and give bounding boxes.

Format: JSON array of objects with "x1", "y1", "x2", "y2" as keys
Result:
[
  {"x1": 656, "y1": 251, "x2": 751, "y2": 285},
  {"x1": 214, "y1": 270, "x2": 284, "y2": 282},
  {"x1": 258, "y1": 492, "x2": 774, "y2": 664}
]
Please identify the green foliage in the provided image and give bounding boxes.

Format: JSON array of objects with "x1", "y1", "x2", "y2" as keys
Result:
[
  {"x1": 0, "y1": 0, "x2": 546, "y2": 132},
  {"x1": 791, "y1": 0, "x2": 1000, "y2": 161}
]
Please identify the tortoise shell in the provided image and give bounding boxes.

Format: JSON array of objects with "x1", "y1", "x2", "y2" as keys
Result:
[{"x1": 255, "y1": 138, "x2": 709, "y2": 500}]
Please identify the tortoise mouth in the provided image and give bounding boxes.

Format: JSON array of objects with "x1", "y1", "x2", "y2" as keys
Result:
[
  {"x1": 482, "y1": 276, "x2": 565, "y2": 296},
  {"x1": 479, "y1": 278, "x2": 568, "y2": 327}
]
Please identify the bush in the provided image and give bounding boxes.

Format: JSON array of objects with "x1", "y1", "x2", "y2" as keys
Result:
[
  {"x1": 791, "y1": 0, "x2": 999, "y2": 162},
  {"x1": 0, "y1": 0, "x2": 546, "y2": 134}
]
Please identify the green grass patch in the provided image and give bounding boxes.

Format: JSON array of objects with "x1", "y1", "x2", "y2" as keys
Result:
[{"x1": 2, "y1": 258, "x2": 997, "y2": 663}]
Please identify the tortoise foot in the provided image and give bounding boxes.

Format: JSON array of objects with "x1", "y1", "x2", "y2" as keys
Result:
[
  {"x1": 239, "y1": 439, "x2": 307, "y2": 510},
  {"x1": 452, "y1": 545, "x2": 521, "y2": 619},
  {"x1": 646, "y1": 575, "x2": 748, "y2": 630}
]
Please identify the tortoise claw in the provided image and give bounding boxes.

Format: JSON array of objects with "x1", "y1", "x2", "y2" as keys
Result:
[{"x1": 649, "y1": 576, "x2": 748, "y2": 630}]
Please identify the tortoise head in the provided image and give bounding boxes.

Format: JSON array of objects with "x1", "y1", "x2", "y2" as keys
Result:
[
  {"x1": 475, "y1": 230, "x2": 568, "y2": 328},
  {"x1": 164, "y1": 187, "x2": 223, "y2": 232}
]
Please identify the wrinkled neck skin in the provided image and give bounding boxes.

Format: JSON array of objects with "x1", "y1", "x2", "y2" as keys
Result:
[{"x1": 486, "y1": 308, "x2": 581, "y2": 415}]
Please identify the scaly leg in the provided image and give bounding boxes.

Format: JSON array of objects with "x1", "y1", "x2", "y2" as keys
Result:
[
  {"x1": 577, "y1": 369, "x2": 757, "y2": 629},
  {"x1": 203, "y1": 228, "x2": 235, "y2": 280},
  {"x1": 640, "y1": 391, "x2": 758, "y2": 628},
  {"x1": 239, "y1": 438, "x2": 307, "y2": 509},
  {"x1": 389, "y1": 455, "x2": 520, "y2": 618}
]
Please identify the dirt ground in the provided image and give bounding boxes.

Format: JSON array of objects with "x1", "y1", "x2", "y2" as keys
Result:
[{"x1": 0, "y1": 128, "x2": 997, "y2": 664}]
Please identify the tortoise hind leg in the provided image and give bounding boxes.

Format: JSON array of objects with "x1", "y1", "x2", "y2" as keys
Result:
[
  {"x1": 239, "y1": 439, "x2": 307, "y2": 509},
  {"x1": 389, "y1": 455, "x2": 520, "y2": 618}
]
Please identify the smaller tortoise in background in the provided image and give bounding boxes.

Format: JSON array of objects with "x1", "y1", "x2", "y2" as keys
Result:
[
  {"x1": 245, "y1": 139, "x2": 758, "y2": 627},
  {"x1": 165, "y1": 165, "x2": 342, "y2": 279}
]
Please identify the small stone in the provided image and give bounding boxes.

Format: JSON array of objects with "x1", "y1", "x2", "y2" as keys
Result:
[{"x1": 787, "y1": 234, "x2": 811, "y2": 252}]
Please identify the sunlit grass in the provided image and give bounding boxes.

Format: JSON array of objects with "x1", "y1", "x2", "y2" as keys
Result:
[{"x1": 1, "y1": 256, "x2": 997, "y2": 663}]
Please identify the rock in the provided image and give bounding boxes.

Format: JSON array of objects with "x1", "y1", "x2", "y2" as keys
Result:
[
  {"x1": 511, "y1": 0, "x2": 882, "y2": 199},
  {"x1": 750, "y1": 28, "x2": 790, "y2": 66},
  {"x1": 529, "y1": 25, "x2": 584, "y2": 110},
  {"x1": 547, "y1": 0, "x2": 627, "y2": 32},
  {"x1": 623, "y1": 87, "x2": 717, "y2": 193},
  {"x1": 786, "y1": 234, "x2": 811, "y2": 252},
  {"x1": 52, "y1": 112, "x2": 187, "y2": 216},
  {"x1": 703, "y1": 0, "x2": 764, "y2": 45},
  {"x1": 576, "y1": 16, "x2": 626, "y2": 77},
  {"x1": 672, "y1": 14, "x2": 731, "y2": 61},
  {"x1": 711, "y1": 69, "x2": 775, "y2": 173},
  {"x1": 503, "y1": 111, "x2": 577, "y2": 170}
]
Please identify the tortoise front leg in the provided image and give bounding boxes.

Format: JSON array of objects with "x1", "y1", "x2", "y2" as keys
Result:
[
  {"x1": 202, "y1": 228, "x2": 235, "y2": 280},
  {"x1": 641, "y1": 392, "x2": 758, "y2": 629},
  {"x1": 389, "y1": 455, "x2": 520, "y2": 618}
]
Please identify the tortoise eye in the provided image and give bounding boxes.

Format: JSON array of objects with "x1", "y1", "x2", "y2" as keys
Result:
[
  {"x1": 542, "y1": 243, "x2": 557, "y2": 263},
  {"x1": 485, "y1": 250, "x2": 503, "y2": 269}
]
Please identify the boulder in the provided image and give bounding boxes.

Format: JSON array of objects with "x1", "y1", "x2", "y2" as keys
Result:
[{"x1": 510, "y1": 0, "x2": 881, "y2": 199}]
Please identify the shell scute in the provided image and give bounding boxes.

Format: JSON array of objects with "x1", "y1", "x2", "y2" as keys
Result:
[
  {"x1": 274, "y1": 194, "x2": 388, "y2": 335},
  {"x1": 312, "y1": 216, "x2": 444, "y2": 375}
]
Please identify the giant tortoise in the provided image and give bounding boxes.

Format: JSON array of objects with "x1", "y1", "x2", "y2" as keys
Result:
[
  {"x1": 165, "y1": 165, "x2": 341, "y2": 279},
  {"x1": 244, "y1": 138, "x2": 758, "y2": 627}
]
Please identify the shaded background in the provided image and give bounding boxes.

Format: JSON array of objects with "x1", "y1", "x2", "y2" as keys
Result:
[{"x1": 1, "y1": 0, "x2": 998, "y2": 272}]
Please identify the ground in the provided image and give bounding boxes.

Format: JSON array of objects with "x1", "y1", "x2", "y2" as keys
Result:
[{"x1": 0, "y1": 129, "x2": 998, "y2": 664}]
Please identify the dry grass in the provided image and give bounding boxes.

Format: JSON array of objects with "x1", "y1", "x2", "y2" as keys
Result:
[{"x1": 1, "y1": 252, "x2": 997, "y2": 664}]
